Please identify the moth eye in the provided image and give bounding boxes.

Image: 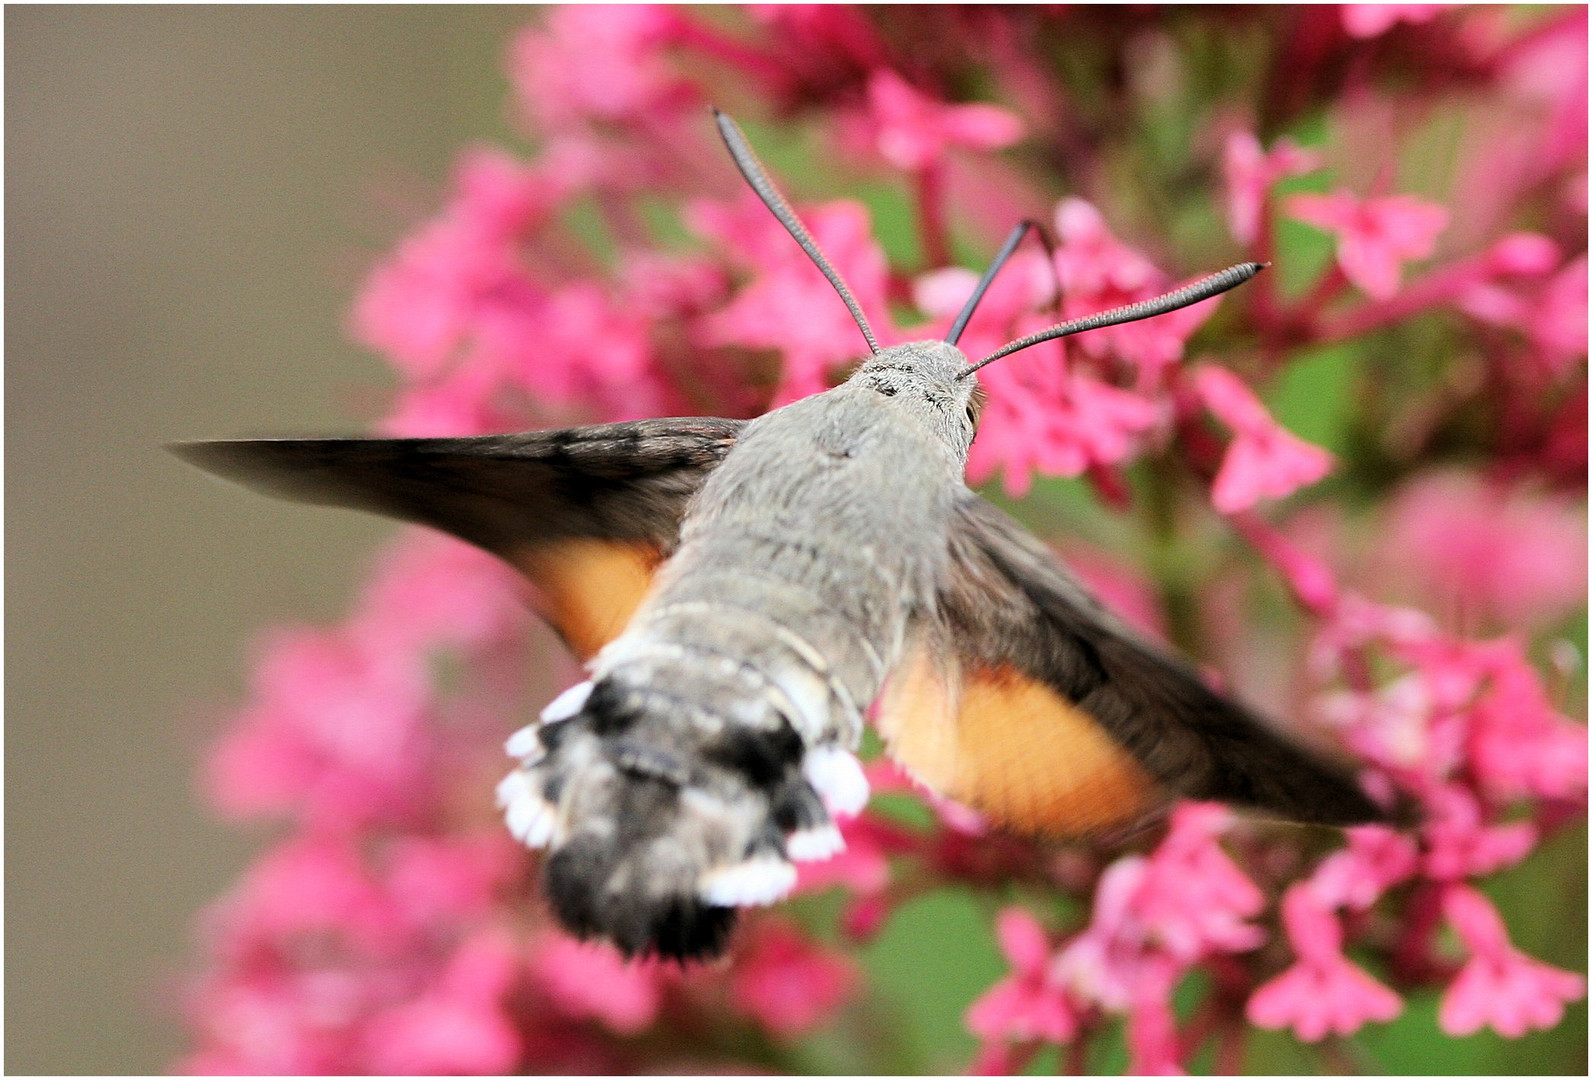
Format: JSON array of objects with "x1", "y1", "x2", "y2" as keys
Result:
[{"x1": 964, "y1": 403, "x2": 979, "y2": 427}]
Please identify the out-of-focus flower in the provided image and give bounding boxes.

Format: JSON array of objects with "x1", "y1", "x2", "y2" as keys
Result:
[
  {"x1": 1195, "y1": 365, "x2": 1334, "y2": 514},
  {"x1": 203, "y1": 625, "x2": 435, "y2": 828},
  {"x1": 1439, "y1": 885, "x2": 1586, "y2": 1038},
  {"x1": 1458, "y1": 254, "x2": 1589, "y2": 378},
  {"x1": 351, "y1": 148, "x2": 563, "y2": 381},
  {"x1": 1381, "y1": 470, "x2": 1588, "y2": 632},
  {"x1": 1287, "y1": 190, "x2": 1449, "y2": 300},
  {"x1": 1246, "y1": 885, "x2": 1402, "y2": 1041},
  {"x1": 509, "y1": 6, "x2": 692, "y2": 131},
  {"x1": 532, "y1": 935, "x2": 669, "y2": 1035},
  {"x1": 966, "y1": 908, "x2": 1078, "y2": 1044},
  {"x1": 861, "y1": 69, "x2": 1024, "y2": 171},
  {"x1": 1340, "y1": 4, "x2": 1455, "y2": 39},
  {"x1": 361, "y1": 932, "x2": 523, "y2": 1075},
  {"x1": 1053, "y1": 198, "x2": 1219, "y2": 383},
  {"x1": 1308, "y1": 825, "x2": 1420, "y2": 911},
  {"x1": 1420, "y1": 784, "x2": 1537, "y2": 882},
  {"x1": 1223, "y1": 132, "x2": 1323, "y2": 246},
  {"x1": 728, "y1": 921, "x2": 857, "y2": 1038},
  {"x1": 1125, "y1": 961, "x2": 1184, "y2": 1075},
  {"x1": 692, "y1": 196, "x2": 893, "y2": 404}
]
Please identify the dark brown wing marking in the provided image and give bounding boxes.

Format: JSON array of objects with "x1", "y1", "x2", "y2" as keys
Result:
[{"x1": 173, "y1": 418, "x2": 744, "y2": 660}]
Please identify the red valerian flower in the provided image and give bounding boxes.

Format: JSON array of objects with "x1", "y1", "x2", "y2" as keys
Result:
[
  {"x1": 1286, "y1": 189, "x2": 1450, "y2": 300},
  {"x1": 1246, "y1": 885, "x2": 1403, "y2": 1041},
  {"x1": 1439, "y1": 885, "x2": 1586, "y2": 1038},
  {"x1": 1194, "y1": 365, "x2": 1335, "y2": 514},
  {"x1": 861, "y1": 69, "x2": 1024, "y2": 171},
  {"x1": 965, "y1": 908, "x2": 1078, "y2": 1045}
]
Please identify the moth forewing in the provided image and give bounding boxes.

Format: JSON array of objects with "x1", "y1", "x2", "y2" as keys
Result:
[{"x1": 177, "y1": 110, "x2": 1386, "y2": 961}]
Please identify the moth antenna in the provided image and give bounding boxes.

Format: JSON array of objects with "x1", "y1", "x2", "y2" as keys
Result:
[
  {"x1": 947, "y1": 219, "x2": 1047, "y2": 346},
  {"x1": 959, "y1": 261, "x2": 1267, "y2": 378},
  {"x1": 712, "y1": 108, "x2": 882, "y2": 356}
]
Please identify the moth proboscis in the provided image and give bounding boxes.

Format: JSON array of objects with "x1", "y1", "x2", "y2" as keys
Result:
[{"x1": 175, "y1": 108, "x2": 1392, "y2": 961}]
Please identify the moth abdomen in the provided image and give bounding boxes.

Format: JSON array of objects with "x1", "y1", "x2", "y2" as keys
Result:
[{"x1": 499, "y1": 637, "x2": 868, "y2": 959}]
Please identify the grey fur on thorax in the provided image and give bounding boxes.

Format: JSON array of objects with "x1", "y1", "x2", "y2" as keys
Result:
[{"x1": 592, "y1": 340, "x2": 978, "y2": 751}]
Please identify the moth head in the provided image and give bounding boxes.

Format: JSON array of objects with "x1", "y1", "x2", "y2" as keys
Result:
[{"x1": 850, "y1": 340, "x2": 984, "y2": 459}]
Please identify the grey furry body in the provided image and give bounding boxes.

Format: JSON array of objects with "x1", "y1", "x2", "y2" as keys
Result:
[{"x1": 536, "y1": 343, "x2": 979, "y2": 954}]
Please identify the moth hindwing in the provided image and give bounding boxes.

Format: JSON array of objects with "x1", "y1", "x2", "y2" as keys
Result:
[{"x1": 178, "y1": 110, "x2": 1382, "y2": 961}]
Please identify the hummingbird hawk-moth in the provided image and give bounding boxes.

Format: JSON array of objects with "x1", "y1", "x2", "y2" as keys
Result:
[{"x1": 175, "y1": 110, "x2": 1386, "y2": 961}]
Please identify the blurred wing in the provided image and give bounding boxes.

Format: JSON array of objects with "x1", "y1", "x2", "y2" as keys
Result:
[
  {"x1": 173, "y1": 417, "x2": 745, "y2": 659},
  {"x1": 876, "y1": 493, "x2": 1385, "y2": 835}
]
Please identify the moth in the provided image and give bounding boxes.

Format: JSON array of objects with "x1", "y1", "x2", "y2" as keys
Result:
[{"x1": 176, "y1": 110, "x2": 1386, "y2": 961}]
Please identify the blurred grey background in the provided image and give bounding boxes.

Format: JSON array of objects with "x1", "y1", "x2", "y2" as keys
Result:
[{"x1": 8, "y1": 7, "x2": 532, "y2": 1071}]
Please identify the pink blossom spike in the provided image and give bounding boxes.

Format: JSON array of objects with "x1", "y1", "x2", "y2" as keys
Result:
[
  {"x1": 1421, "y1": 784, "x2": 1537, "y2": 882},
  {"x1": 1440, "y1": 886, "x2": 1587, "y2": 1038},
  {"x1": 1308, "y1": 825, "x2": 1420, "y2": 911}
]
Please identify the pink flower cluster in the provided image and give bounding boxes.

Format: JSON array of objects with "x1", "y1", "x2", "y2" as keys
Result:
[{"x1": 181, "y1": 6, "x2": 1585, "y2": 1074}]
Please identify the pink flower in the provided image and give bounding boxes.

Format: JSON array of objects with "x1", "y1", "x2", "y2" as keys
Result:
[
  {"x1": 1341, "y1": 5, "x2": 1454, "y2": 38},
  {"x1": 969, "y1": 348, "x2": 1163, "y2": 496},
  {"x1": 1308, "y1": 825, "x2": 1420, "y2": 911},
  {"x1": 1246, "y1": 885, "x2": 1402, "y2": 1041},
  {"x1": 692, "y1": 196, "x2": 894, "y2": 404},
  {"x1": 1382, "y1": 470, "x2": 1588, "y2": 633},
  {"x1": 353, "y1": 531, "x2": 528, "y2": 657},
  {"x1": 532, "y1": 935, "x2": 666, "y2": 1035},
  {"x1": 203, "y1": 625, "x2": 434, "y2": 827},
  {"x1": 509, "y1": 7, "x2": 692, "y2": 131},
  {"x1": 793, "y1": 815, "x2": 893, "y2": 897},
  {"x1": 207, "y1": 836, "x2": 398, "y2": 950},
  {"x1": 1134, "y1": 804, "x2": 1267, "y2": 963},
  {"x1": 966, "y1": 909, "x2": 1078, "y2": 1044},
  {"x1": 1287, "y1": 190, "x2": 1449, "y2": 300},
  {"x1": 862, "y1": 69, "x2": 1024, "y2": 171},
  {"x1": 351, "y1": 149, "x2": 560, "y2": 381},
  {"x1": 1458, "y1": 255, "x2": 1589, "y2": 378},
  {"x1": 361, "y1": 933, "x2": 523, "y2": 1074},
  {"x1": 913, "y1": 250, "x2": 1055, "y2": 361},
  {"x1": 1125, "y1": 960, "x2": 1184, "y2": 1075},
  {"x1": 1054, "y1": 805, "x2": 1265, "y2": 1012},
  {"x1": 1195, "y1": 366, "x2": 1334, "y2": 513},
  {"x1": 384, "y1": 834, "x2": 518, "y2": 930},
  {"x1": 1052, "y1": 199, "x2": 1219, "y2": 383},
  {"x1": 729, "y1": 921, "x2": 857, "y2": 1038},
  {"x1": 1466, "y1": 652, "x2": 1589, "y2": 803},
  {"x1": 1420, "y1": 785, "x2": 1537, "y2": 881},
  {"x1": 1440, "y1": 885, "x2": 1586, "y2": 1037},
  {"x1": 1223, "y1": 131, "x2": 1323, "y2": 245},
  {"x1": 1315, "y1": 673, "x2": 1450, "y2": 775},
  {"x1": 485, "y1": 281, "x2": 669, "y2": 421},
  {"x1": 1051, "y1": 856, "x2": 1156, "y2": 1011}
]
